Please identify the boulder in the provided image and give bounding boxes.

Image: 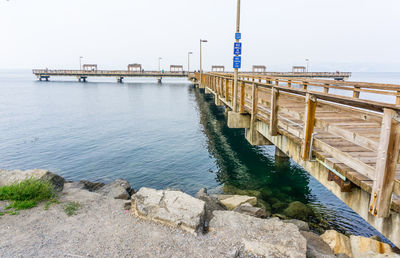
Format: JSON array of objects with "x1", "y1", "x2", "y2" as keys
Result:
[
  {"x1": 301, "y1": 231, "x2": 335, "y2": 258},
  {"x1": 233, "y1": 203, "x2": 268, "y2": 218},
  {"x1": 321, "y1": 230, "x2": 352, "y2": 258},
  {"x1": 131, "y1": 187, "x2": 206, "y2": 234},
  {"x1": 97, "y1": 179, "x2": 132, "y2": 200},
  {"x1": 219, "y1": 195, "x2": 257, "y2": 210},
  {"x1": 283, "y1": 201, "x2": 313, "y2": 221},
  {"x1": 284, "y1": 219, "x2": 310, "y2": 231},
  {"x1": 195, "y1": 187, "x2": 208, "y2": 198},
  {"x1": 197, "y1": 196, "x2": 226, "y2": 228},
  {"x1": 349, "y1": 235, "x2": 399, "y2": 258},
  {"x1": 209, "y1": 211, "x2": 307, "y2": 257},
  {"x1": 70, "y1": 180, "x2": 105, "y2": 192},
  {"x1": 0, "y1": 169, "x2": 65, "y2": 191}
]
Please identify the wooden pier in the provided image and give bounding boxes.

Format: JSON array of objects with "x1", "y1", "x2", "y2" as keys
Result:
[
  {"x1": 32, "y1": 69, "x2": 189, "y2": 83},
  {"x1": 196, "y1": 72, "x2": 400, "y2": 246},
  {"x1": 233, "y1": 71, "x2": 352, "y2": 80}
]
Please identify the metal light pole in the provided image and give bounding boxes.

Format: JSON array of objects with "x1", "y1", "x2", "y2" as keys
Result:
[
  {"x1": 158, "y1": 57, "x2": 162, "y2": 72},
  {"x1": 187, "y1": 51, "x2": 193, "y2": 74},
  {"x1": 233, "y1": 0, "x2": 241, "y2": 112},
  {"x1": 306, "y1": 59, "x2": 310, "y2": 73},
  {"x1": 79, "y1": 56, "x2": 83, "y2": 70},
  {"x1": 200, "y1": 39, "x2": 208, "y2": 86}
]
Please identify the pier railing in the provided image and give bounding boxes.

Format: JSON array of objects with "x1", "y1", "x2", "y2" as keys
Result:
[
  {"x1": 197, "y1": 72, "x2": 400, "y2": 219},
  {"x1": 32, "y1": 69, "x2": 188, "y2": 76}
]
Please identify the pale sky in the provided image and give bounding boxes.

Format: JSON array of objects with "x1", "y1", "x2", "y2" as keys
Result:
[{"x1": 1, "y1": 0, "x2": 399, "y2": 72}]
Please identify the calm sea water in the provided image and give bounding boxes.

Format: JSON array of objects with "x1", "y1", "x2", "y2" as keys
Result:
[{"x1": 1, "y1": 70, "x2": 399, "y2": 241}]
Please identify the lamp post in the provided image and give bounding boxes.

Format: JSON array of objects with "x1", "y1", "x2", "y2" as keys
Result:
[
  {"x1": 158, "y1": 57, "x2": 162, "y2": 72},
  {"x1": 79, "y1": 56, "x2": 83, "y2": 70},
  {"x1": 305, "y1": 59, "x2": 310, "y2": 73},
  {"x1": 233, "y1": 0, "x2": 241, "y2": 112},
  {"x1": 200, "y1": 39, "x2": 208, "y2": 86},
  {"x1": 187, "y1": 51, "x2": 193, "y2": 75}
]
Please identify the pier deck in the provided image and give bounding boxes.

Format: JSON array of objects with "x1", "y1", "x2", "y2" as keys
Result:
[
  {"x1": 32, "y1": 69, "x2": 189, "y2": 83},
  {"x1": 197, "y1": 72, "x2": 400, "y2": 246}
]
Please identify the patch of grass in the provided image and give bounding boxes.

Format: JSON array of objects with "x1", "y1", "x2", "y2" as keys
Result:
[
  {"x1": 64, "y1": 202, "x2": 80, "y2": 216},
  {"x1": 0, "y1": 178, "x2": 55, "y2": 211},
  {"x1": 5, "y1": 210, "x2": 19, "y2": 215},
  {"x1": 44, "y1": 197, "x2": 60, "y2": 210},
  {"x1": 0, "y1": 212, "x2": 4, "y2": 216}
]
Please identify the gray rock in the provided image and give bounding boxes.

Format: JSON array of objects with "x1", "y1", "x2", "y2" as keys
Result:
[
  {"x1": 283, "y1": 201, "x2": 313, "y2": 221},
  {"x1": 0, "y1": 169, "x2": 65, "y2": 191},
  {"x1": 70, "y1": 180, "x2": 105, "y2": 192},
  {"x1": 301, "y1": 231, "x2": 335, "y2": 258},
  {"x1": 108, "y1": 186, "x2": 130, "y2": 200},
  {"x1": 335, "y1": 254, "x2": 350, "y2": 258},
  {"x1": 195, "y1": 187, "x2": 208, "y2": 198},
  {"x1": 97, "y1": 179, "x2": 131, "y2": 200},
  {"x1": 131, "y1": 187, "x2": 206, "y2": 234},
  {"x1": 123, "y1": 200, "x2": 131, "y2": 210},
  {"x1": 209, "y1": 211, "x2": 307, "y2": 257},
  {"x1": 233, "y1": 203, "x2": 268, "y2": 218},
  {"x1": 197, "y1": 195, "x2": 226, "y2": 228},
  {"x1": 284, "y1": 219, "x2": 310, "y2": 231}
]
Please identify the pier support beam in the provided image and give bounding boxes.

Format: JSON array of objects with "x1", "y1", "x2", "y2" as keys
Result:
[
  {"x1": 39, "y1": 76, "x2": 50, "y2": 81},
  {"x1": 245, "y1": 128, "x2": 272, "y2": 146},
  {"x1": 78, "y1": 76, "x2": 87, "y2": 82},
  {"x1": 227, "y1": 111, "x2": 250, "y2": 129},
  {"x1": 275, "y1": 146, "x2": 290, "y2": 163}
]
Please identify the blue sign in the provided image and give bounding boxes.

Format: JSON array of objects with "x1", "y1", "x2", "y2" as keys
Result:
[
  {"x1": 234, "y1": 42, "x2": 242, "y2": 55},
  {"x1": 233, "y1": 56, "x2": 241, "y2": 62},
  {"x1": 235, "y1": 33, "x2": 241, "y2": 40},
  {"x1": 233, "y1": 56, "x2": 241, "y2": 69},
  {"x1": 233, "y1": 61, "x2": 241, "y2": 69}
]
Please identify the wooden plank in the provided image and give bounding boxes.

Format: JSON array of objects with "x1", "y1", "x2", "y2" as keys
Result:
[
  {"x1": 269, "y1": 88, "x2": 279, "y2": 136},
  {"x1": 225, "y1": 78, "x2": 229, "y2": 101},
  {"x1": 302, "y1": 93, "x2": 317, "y2": 160},
  {"x1": 369, "y1": 108, "x2": 400, "y2": 217},
  {"x1": 240, "y1": 81, "x2": 245, "y2": 114},
  {"x1": 313, "y1": 138, "x2": 376, "y2": 178}
]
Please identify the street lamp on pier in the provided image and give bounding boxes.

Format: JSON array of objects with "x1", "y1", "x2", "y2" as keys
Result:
[
  {"x1": 305, "y1": 59, "x2": 310, "y2": 73},
  {"x1": 158, "y1": 57, "x2": 162, "y2": 72},
  {"x1": 188, "y1": 51, "x2": 193, "y2": 74},
  {"x1": 200, "y1": 39, "x2": 208, "y2": 85},
  {"x1": 79, "y1": 56, "x2": 83, "y2": 70}
]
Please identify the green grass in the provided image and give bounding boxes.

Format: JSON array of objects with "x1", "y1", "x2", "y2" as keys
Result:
[
  {"x1": 0, "y1": 178, "x2": 55, "y2": 211},
  {"x1": 64, "y1": 202, "x2": 80, "y2": 216},
  {"x1": 44, "y1": 197, "x2": 60, "y2": 210}
]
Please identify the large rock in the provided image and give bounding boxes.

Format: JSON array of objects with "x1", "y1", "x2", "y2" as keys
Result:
[
  {"x1": 209, "y1": 211, "x2": 307, "y2": 257},
  {"x1": 195, "y1": 190, "x2": 226, "y2": 227},
  {"x1": 219, "y1": 195, "x2": 257, "y2": 210},
  {"x1": 321, "y1": 230, "x2": 352, "y2": 258},
  {"x1": 0, "y1": 169, "x2": 65, "y2": 191},
  {"x1": 301, "y1": 231, "x2": 335, "y2": 258},
  {"x1": 284, "y1": 219, "x2": 310, "y2": 231},
  {"x1": 97, "y1": 179, "x2": 131, "y2": 200},
  {"x1": 283, "y1": 201, "x2": 313, "y2": 221},
  {"x1": 131, "y1": 187, "x2": 206, "y2": 234},
  {"x1": 350, "y1": 235, "x2": 399, "y2": 258},
  {"x1": 233, "y1": 203, "x2": 268, "y2": 218}
]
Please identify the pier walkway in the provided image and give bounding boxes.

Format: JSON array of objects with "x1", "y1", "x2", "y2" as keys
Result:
[
  {"x1": 222, "y1": 71, "x2": 352, "y2": 80},
  {"x1": 32, "y1": 69, "x2": 189, "y2": 83},
  {"x1": 196, "y1": 72, "x2": 400, "y2": 246}
]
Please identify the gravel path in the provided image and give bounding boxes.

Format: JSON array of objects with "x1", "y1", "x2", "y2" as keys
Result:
[{"x1": 0, "y1": 183, "x2": 239, "y2": 258}]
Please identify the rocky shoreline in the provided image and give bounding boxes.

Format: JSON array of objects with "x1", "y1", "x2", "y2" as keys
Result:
[{"x1": 0, "y1": 169, "x2": 399, "y2": 257}]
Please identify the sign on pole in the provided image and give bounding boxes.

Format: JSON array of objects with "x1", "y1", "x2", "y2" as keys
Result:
[
  {"x1": 235, "y1": 33, "x2": 241, "y2": 40},
  {"x1": 233, "y1": 42, "x2": 242, "y2": 56},
  {"x1": 233, "y1": 56, "x2": 241, "y2": 69}
]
